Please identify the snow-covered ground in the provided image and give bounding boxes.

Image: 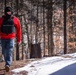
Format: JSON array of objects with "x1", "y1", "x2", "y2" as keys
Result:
[{"x1": 12, "y1": 53, "x2": 76, "y2": 75}]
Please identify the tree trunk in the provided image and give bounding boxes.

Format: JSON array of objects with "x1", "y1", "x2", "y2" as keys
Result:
[
  {"x1": 64, "y1": 0, "x2": 67, "y2": 54},
  {"x1": 35, "y1": 0, "x2": 39, "y2": 43},
  {"x1": 16, "y1": 0, "x2": 19, "y2": 60},
  {"x1": 5, "y1": 0, "x2": 6, "y2": 7},
  {"x1": 43, "y1": 0, "x2": 45, "y2": 56},
  {"x1": 48, "y1": 0, "x2": 54, "y2": 56}
]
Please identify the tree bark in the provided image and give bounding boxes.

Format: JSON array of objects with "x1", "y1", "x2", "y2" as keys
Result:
[
  {"x1": 64, "y1": 0, "x2": 67, "y2": 54},
  {"x1": 16, "y1": 0, "x2": 19, "y2": 60},
  {"x1": 48, "y1": 0, "x2": 54, "y2": 56}
]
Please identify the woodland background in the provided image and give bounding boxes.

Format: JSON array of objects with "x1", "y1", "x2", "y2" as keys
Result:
[{"x1": 0, "y1": 0, "x2": 76, "y2": 61}]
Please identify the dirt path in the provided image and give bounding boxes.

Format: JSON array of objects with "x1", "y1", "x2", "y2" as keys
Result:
[{"x1": 0, "y1": 60, "x2": 29, "y2": 75}]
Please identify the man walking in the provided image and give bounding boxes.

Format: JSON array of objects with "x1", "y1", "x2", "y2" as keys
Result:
[{"x1": 0, "y1": 6, "x2": 22, "y2": 72}]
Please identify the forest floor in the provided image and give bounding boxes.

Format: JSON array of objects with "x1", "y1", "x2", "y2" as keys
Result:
[
  {"x1": 11, "y1": 53, "x2": 76, "y2": 75},
  {"x1": 0, "y1": 59, "x2": 31, "y2": 75},
  {"x1": 0, "y1": 54, "x2": 75, "y2": 75}
]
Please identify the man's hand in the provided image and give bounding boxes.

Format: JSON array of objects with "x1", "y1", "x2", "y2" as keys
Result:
[{"x1": 17, "y1": 41, "x2": 21, "y2": 45}]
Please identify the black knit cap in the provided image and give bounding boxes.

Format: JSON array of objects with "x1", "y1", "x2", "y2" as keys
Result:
[{"x1": 5, "y1": 6, "x2": 13, "y2": 14}]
